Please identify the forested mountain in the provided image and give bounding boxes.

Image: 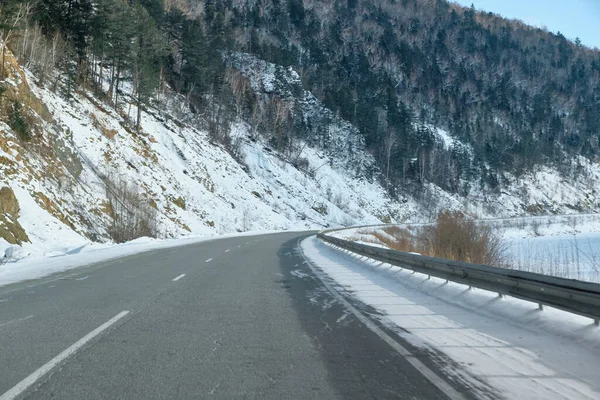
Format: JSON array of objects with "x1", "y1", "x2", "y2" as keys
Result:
[
  {"x1": 166, "y1": 0, "x2": 600, "y2": 196},
  {"x1": 3, "y1": 0, "x2": 600, "y2": 196},
  {"x1": 1, "y1": 0, "x2": 600, "y2": 250}
]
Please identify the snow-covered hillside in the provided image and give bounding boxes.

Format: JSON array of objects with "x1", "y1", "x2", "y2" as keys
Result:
[
  {"x1": 2, "y1": 42, "x2": 600, "y2": 278},
  {"x1": 0, "y1": 44, "x2": 408, "y2": 270}
]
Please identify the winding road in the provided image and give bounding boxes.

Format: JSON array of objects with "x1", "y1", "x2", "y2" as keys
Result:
[{"x1": 0, "y1": 232, "x2": 474, "y2": 399}]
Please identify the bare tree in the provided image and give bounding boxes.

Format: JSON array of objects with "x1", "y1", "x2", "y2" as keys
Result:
[
  {"x1": 0, "y1": 2, "x2": 31, "y2": 80},
  {"x1": 384, "y1": 128, "x2": 397, "y2": 187},
  {"x1": 105, "y1": 177, "x2": 159, "y2": 243}
]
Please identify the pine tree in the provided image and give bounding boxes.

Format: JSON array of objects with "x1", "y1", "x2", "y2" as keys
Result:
[
  {"x1": 104, "y1": 1, "x2": 136, "y2": 108},
  {"x1": 131, "y1": 4, "x2": 167, "y2": 132},
  {"x1": 180, "y1": 19, "x2": 207, "y2": 107}
]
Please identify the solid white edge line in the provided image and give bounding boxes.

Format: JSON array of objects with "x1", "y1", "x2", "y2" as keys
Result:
[
  {"x1": 298, "y1": 238, "x2": 467, "y2": 400},
  {"x1": 205, "y1": 258, "x2": 213, "y2": 263},
  {"x1": 0, "y1": 311, "x2": 129, "y2": 400},
  {"x1": 172, "y1": 274, "x2": 186, "y2": 282}
]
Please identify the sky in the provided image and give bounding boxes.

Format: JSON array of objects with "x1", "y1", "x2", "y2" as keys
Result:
[{"x1": 453, "y1": 0, "x2": 600, "y2": 49}]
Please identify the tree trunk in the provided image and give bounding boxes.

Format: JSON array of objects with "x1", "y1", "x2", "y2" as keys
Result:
[
  {"x1": 136, "y1": 91, "x2": 142, "y2": 133},
  {"x1": 1, "y1": 44, "x2": 5, "y2": 80},
  {"x1": 99, "y1": 54, "x2": 105, "y2": 95},
  {"x1": 108, "y1": 52, "x2": 116, "y2": 99},
  {"x1": 114, "y1": 64, "x2": 121, "y2": 109}
]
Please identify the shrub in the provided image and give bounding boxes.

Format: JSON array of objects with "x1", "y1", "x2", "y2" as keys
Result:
[
  {"x1": 293, "y1": 156, "x2": 309, "y2": 171},
  {"x1": 357, "y1": 226, "x2": 416, "y2": 252},
  {"x1": 9, "y1": 102, "x2": 30, "y2": 141},
  {"x1": 361, "y1": 211, "x2": 506, "y2": 266},
  {"x1": 105, "y1": 177, "x2": 158, "y2": 243},
  {"x1": 420, "y1": 211, "x2": 506, "y2": 266}
]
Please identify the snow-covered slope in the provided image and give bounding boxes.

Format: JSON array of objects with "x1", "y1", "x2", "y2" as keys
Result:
[
  {"x1": 0, "y1": 45, "x2": 407, "y2": 268},
  {"x1": 2, "y1": 43, "x2": 600, "y2": 274}
]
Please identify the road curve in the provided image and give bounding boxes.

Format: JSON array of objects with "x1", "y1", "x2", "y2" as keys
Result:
[{"x1": 0, "y1": 232, "x2": 474, "y2": 399}]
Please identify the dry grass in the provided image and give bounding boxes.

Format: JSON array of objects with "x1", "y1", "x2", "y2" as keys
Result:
[
  {"x1": 172, "y1": 196, "x2": 186, "y2": 210},
  {"x1": 510, "y1": 240, "x2": 600, "y2": 283},
  {"x1": 359, "y1": 211, "x2": 507, "y2": 267},
  {"x1": 32, "y1": 191, "x2": 77, "y2": 231},
  {"x1": 422, "y1": 211, "x2": 506, "y2": 265},
  {"x1": 90, "y1": 113, "x2": 118, "y2": 140}
]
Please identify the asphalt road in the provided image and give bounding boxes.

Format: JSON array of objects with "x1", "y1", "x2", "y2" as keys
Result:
[{"x1": 0, "y1": 232, "x2": 473, "y2": 399}]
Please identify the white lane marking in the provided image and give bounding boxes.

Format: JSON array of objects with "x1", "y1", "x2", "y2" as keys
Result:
[
  {"x1": 237, "y1": 245, "x2": 241, "y2": 248},
  {"x1": 0, "y1": 311, "x2": 129, "y2": 400},
  {"x1": 0, "y1": 315, "x2": 33, "y2": 329},
  {"x1": 75, "y1": 276, "x2": 89, "y2": 281},
  {"x1": 205, "y1": 258, "x2": 213, "y2": 263},
  {"x1": 224, "y1": 249, "x2": 230, "y2": 253},
  {"x1": 299, "y1": 239, "x2": 466, "y2": 400},
  {"x1": 172, "y1": 274, "x2": 186, "y2": 282}
]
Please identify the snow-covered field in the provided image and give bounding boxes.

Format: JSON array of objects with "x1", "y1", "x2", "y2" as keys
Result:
[
  {"x1": 506, "y1": 234, "x2": 600, "y2": 282},
  {"x1": 302, "y1": 236, "x2": 600, "y2": 400},
  {"x1": 498, "y1": 215, "x2": 600, "y2": 281}
]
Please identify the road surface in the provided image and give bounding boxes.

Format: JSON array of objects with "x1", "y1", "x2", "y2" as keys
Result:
[{"x1": 0, "y1": 232, "x2": 474, "y2": 399}]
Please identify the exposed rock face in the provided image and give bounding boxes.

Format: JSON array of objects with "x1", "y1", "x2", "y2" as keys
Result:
[
  {"x1": 0, "y1": 186, "x2": 29, "y2": 245},
  {"x1": 0, "y1": 187, "x2": 19, "y2": 215}
]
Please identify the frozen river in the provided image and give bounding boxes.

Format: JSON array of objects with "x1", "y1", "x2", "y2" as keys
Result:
[{"x1": 506, "y1": 233, "x2": 600, "y2": 282}]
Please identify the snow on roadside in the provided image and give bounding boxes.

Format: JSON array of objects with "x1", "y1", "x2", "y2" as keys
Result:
[
  {"x1": 301, "y1": 236, "x2": 600, "y2": 400},
  {"x1": 0, "y1": 230, "x2": 288, "y2": 287}
]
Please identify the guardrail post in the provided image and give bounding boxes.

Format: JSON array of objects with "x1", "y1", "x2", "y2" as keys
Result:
[
  {"x1": 538, "y1": 303, "x2": 544, "y2": 311},
  {"x1": 498, "y1": 293, "x2": 503, "y2": 299},
  {"x1": 595, "y1": 319, "x2": 599, "y2": 327}
]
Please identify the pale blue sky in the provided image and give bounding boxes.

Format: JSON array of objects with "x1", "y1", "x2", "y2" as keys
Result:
[{"x1": 453, "y1": 0, "x2": 600, "y2": 49}]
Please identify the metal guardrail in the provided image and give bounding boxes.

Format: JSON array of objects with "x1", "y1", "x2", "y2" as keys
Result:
[{"x1": 318, "y1": 230, "x2": 600, "y2": 324}]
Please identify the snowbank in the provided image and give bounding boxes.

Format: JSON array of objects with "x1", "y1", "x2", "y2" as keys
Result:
[{"x1": 302, "y1": 236, "x2": 600, "y2": 399}]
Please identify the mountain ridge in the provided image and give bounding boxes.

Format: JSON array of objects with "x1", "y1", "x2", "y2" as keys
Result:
[{"x1": 0, "y1": 0, "x2": 599, "y2": 257}]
